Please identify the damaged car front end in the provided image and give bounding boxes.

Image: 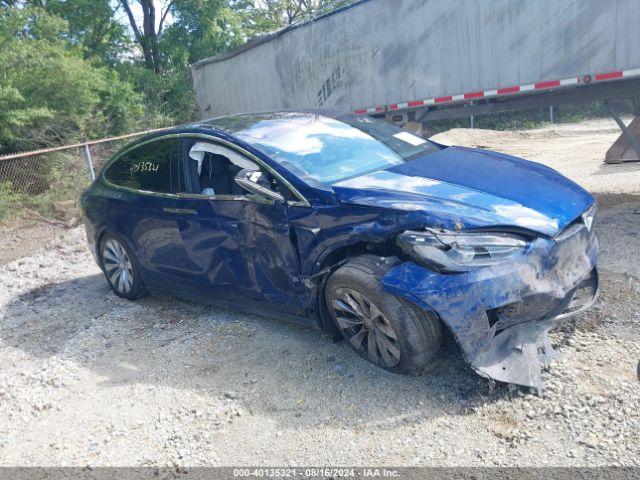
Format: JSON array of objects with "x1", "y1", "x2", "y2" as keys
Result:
[
  {"x1": 383, "y1": 207, "x2": 598, "y2": 390},
  {"x1": 326, "y1": 131, "x2": 599, "y2": 391}
]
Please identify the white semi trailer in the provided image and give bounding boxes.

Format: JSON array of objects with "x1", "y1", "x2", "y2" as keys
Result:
[{"x1": 191, "y1": 0, "x2": 640, "y2": 162}]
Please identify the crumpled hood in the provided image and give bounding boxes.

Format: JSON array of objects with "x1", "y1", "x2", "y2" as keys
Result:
[{"x1": 332, "y1": 146, "x2": 594, "y2": 237}]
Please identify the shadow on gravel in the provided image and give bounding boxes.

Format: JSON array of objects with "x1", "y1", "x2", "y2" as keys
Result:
[{"x1": 2, "y1": 272, "x2": 517, "y2": 429}]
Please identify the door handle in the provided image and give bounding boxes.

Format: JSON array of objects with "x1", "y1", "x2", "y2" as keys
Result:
[{"x1": 162, "y1": 207, "x2": 197, "y2": 215}]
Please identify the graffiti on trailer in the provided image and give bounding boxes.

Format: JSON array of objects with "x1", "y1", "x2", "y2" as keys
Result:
[{"x1": 317, "y1": 66, "x2": 342, "y2": 107}]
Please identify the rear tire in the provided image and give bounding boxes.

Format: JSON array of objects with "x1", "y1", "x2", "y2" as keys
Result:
[
  {"x1": 325, "y1": 255, "x2": 441, "y2": 374},
  {"x1": 99, "y1": 234, "x2": 147, "y2": 300}
]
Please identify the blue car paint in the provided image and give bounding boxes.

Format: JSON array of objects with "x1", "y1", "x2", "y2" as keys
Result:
[
  {"x1": 82, "y1": 112, "x2": 598, "y2": 389},
  {"x1": 153, "y1": 194, "x2": 304, "y2": 308},
  {"x1": 332, "y1": 146, "x2": 594, "y2": 237},
  {"x1": 83, "y1": 131, "x2": 309, "y2": 315}
]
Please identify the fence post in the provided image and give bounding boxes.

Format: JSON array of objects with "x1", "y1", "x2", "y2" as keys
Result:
[
  {"x1": 83, "y1": 144, "x2": 96, "y2": 181},
  {"x1": 470, "y1": 115, "x2": 475, "y2": 129},
  {"x1": 549, "y1": 106, "x2": 555, "y2": 123}
]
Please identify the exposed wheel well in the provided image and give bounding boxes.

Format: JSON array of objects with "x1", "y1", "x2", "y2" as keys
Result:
[
  {"x1": 314, "y1": 241, "x2": 412, "y2": 334},
  {"x1": 322, "y1": 253, "x2": 443, "y2": 373},
  {"x1": 314, "y1": 243, "x2": 370, "y2": 335},
  {"x1": 314, "y1": 243, "x2": 447, "y2": 341}
]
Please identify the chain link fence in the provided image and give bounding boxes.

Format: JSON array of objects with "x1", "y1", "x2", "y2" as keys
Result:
[{"x1": 0, "y1": 128, "x2": 169, "y2": 265}]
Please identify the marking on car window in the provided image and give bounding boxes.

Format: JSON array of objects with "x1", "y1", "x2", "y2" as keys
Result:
[{"x1": 130, "y1": 162, "x2": 160, "y2": 174}]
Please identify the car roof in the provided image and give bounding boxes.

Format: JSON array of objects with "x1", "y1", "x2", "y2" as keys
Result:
[
  {"x1": 197, "y1": 108, "x2": 354, "y2": 128},
  {"x1": 128, "y1": 109, "x2": 361, "y2": 152}
]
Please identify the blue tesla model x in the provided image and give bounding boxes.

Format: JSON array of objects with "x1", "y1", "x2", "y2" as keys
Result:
[{"x1": 81, "y1": 110, "x2": 598, "y2": 389}]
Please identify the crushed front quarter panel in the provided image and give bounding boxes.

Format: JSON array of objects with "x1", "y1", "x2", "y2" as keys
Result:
[{"x1": 380, "y1": 222, "x2": 599, "y2": 390}]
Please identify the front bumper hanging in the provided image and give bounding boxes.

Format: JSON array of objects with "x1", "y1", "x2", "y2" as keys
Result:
[
  {"x1": 470, "y1": 268, "x2": 598, "y2": 390},
  {"x1": 381, "y1": 223, "x2": 599, "y2": 391}
]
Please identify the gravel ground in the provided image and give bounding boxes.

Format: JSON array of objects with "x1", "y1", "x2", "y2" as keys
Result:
[{"x1": 0, "y1": 118, "x2": 639, "y2": 467}]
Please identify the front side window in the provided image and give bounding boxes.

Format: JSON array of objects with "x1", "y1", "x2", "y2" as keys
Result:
[
  {"x1": 105, "y1": 139, "x2": 176, "y2": 193},
  {"x1": 181, "y1": 139, "x2": 295, "y2": 200}
]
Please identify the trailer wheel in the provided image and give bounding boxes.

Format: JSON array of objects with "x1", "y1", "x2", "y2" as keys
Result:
[{"x1": 325, "y1": 255, "x2": 441, "y2": 374}]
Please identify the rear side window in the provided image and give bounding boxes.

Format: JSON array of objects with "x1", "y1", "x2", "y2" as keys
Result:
[{"x1": 105, "y1": 139, "x2": 176, "y2": 193}]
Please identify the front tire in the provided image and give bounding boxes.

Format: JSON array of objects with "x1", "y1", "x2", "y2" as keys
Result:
[
  {"x1": 325, "y1": 255, "x2": 441, "y2": 374},
  {"x1": 99, "y1": 234, "x2": 147, "y2": 300}
]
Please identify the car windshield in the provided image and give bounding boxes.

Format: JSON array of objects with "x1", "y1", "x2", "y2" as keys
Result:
[{"x1": 209, "y1": 112, "x2": 441, "y2": 189}]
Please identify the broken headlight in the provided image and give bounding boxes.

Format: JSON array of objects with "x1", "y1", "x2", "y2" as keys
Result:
[{"x1": 396, "y1": 229, "x2": 528, "y2": 273}]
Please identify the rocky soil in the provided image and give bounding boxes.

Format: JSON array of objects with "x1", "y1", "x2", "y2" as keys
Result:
[{"x1": 0, "y1": 119, "x2": 638, "y2": 466}]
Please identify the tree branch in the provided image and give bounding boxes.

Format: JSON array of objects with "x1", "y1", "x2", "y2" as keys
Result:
[
  {"x1": 158, "y1": 0, "x2": 175, "y2": 36},
  {"x1": 288, "y1": 1, "x2": 306, "y2": 24},
  {"x1": 119, "y1": 0, "x2": 143, "y2": 44}
]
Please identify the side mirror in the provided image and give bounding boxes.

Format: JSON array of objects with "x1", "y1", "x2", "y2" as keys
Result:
[{"x1": 234, "y1": 169, "x2": 285, "y2": 203}]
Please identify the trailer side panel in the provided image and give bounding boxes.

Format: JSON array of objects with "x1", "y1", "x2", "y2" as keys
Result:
[{"x1": 191, "y1": 0, "x2": 640, "y2": 118}]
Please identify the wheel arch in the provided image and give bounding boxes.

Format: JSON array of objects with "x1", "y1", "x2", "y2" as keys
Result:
[
  {"x1": 312, "y1": 243, "x2": 442, "y2": 335},
  {"x1": 94, "y1": 226, "x2": 110, "y2": 270},
  {"x1": 312, "y1": 241, "x2": 384, "y2": 333},
  {"x1": 322, "y1": 253, "x2": 443, "y2": 372}
]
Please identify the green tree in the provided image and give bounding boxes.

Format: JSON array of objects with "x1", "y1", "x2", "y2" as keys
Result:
[
  {"x1": 163, "y1": 0, "x2": 246, "y2": 65},
  {"x1": 115, "y1": 0, "x2": 249, "y2": 124},
  {"x1": 0, "y1": 86, "x2": 52, "y2": 147},
  {"x1": 0, "y1": 7, "x2": 144, "y2": 151},
  {"x1": 119, "y1": 0, "x2": 172, "y2": 73},
  {"x1": 240, "y1": 0, "x2": 356, "y2": 31},
  {"x1": 40, "y1": 0, "x2": 131, "y2": 65},
  {"x1": 116, "y1": 62, "x2": 192, "y2": 125}
]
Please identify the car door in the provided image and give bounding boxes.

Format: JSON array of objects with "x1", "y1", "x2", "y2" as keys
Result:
[
  {"x1": 162, "y1": 136, "x2": 306, "y2": 314},
  {"x1": 102, "y1": 136, "x2": 197, "y2": 289}
]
